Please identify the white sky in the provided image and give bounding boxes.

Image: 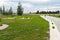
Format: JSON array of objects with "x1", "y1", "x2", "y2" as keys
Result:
[{"x1": 0, "y1": 0, "x2": 60, "y2": 13}]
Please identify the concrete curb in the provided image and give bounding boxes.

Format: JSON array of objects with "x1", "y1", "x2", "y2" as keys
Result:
[
  {"x1": 40, "y1": 15, "x2": 60, "y2": 40},
  {"x1": 0, "y1": 24, "x2": 9, "y2": 30}
]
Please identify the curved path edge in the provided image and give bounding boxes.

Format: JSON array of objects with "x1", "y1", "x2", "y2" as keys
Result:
[
  {"x1": 40, "y1": 15, "x2": 60, "y2": 40},
  {"x1": 0, "y1": 24, "x2": 9, "y2": 30}
]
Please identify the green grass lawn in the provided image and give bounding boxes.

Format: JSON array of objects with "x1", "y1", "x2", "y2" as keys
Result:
[
  {"x1": 0, "y1": 14, "x2": 49, "y2": 40},
  {"x1": 48, "y1": 14, "x2": 60, "y2": 18},
  {"x1": 53, "y1": 15, "x2": 60, "y2": 18}
]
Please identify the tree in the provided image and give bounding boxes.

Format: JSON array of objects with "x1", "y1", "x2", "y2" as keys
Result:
[
  {"x1": 8, "y1": 7, "x2": 13, "y2": 15},
  {"x1": 29, "y1": 12, "x2": 32, "y2": 14},
  {"x1": 36, "y1": 10, "x2": 40, "y2": 14},
  {"x1": 0, "y1": 7, "x2": 2, "y2": 26},
  {"x1": 0, "y1": 7, "x2": 2, "y2": 14},
  {"x1": 17, "y1": 2, "x2": 23, "y2": 15},
  {"x1": 56, "y1": 10, "x2": 59, "y2": 14},
  {"x1": 2, "y1": 5, "x2": 5, "y2": 15}
]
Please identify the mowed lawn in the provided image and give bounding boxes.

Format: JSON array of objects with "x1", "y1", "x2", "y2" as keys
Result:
[
  {"x1": 48, "y1": 14, "x2": 60, "y2": 18},
  {"x1": 0, "y1": 14, "x2": 49, "y2": 40}
]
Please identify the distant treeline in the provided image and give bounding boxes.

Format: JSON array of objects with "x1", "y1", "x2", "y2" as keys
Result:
[
  {"x1": 0, "y1": 2, "x2": 23, "y2": 16},
  {"x1": 35, "y1": 10, "x2": 60, "y2": 14}
]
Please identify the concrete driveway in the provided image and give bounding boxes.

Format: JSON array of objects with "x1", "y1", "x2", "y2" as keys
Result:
[
  {"x1": 41, "y1": 15, "x2": 60, "y2": 40},
  {"x1": 45, "y1": 16, "x2": 60, "y2": 32}
]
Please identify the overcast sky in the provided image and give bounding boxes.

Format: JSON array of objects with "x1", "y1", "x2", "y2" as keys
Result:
[{"x1": 0, "y1": 0, "x2": 60, "y2": 13}]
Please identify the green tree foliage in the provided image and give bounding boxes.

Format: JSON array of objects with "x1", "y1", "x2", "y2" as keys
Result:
[
  {"x1": 56, "y1": 10, "x2": 59, "y2": 13},
  {"x1": 2, "y1": 5, "x2": 5, "y2": 15},
  {"x1": 36, "y1": 10, "x2": 40, "y2": 14},
  {"x1": 0, "y1": 7, "x2": 2, "y2": 14},
  {"x1": 40, "y1": 11, "x2": 60, "y2": 14},
  {"x1": 0, "y1": 7, "x2": 2, "y2": 22},
  {"x1": 8, "y1": 7, "x2": 13, "y2": 15},
  {"x1": 29, "y1": 12, "x2": 32, "y2": 14},
  {"x1": 17, "y1": 2, "x2": 23, "y2": 15}
]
